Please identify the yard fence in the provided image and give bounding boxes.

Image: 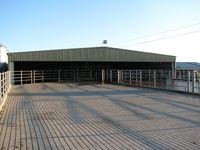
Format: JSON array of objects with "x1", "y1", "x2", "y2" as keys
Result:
[
  {"x1": 0, "y1": 69, "x2": 199, "y2": 111},
  {"x1": 0, "y1": 71, "x2": 11, "y2": 111},
  {"x1": 110, "y1": 70, "x2": 200, "y2": 94}
]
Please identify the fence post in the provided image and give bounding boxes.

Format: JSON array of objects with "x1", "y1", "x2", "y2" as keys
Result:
[
  {"x1": 140, "y1": 70, "x2": 142, "y2": 86},
  {"x1": 90, "y1": 70, "x2": 93, "y2": 81},
  {"x1": 148, "y1": 70, "x2": 151, "y2": 86},
  {"x1": 42, "y1": 71, "x2": 44, "y2": 83},
  {"x1": 58, "y1": 70, "x2": 61, "y2": 83},
  {"x1": 117, "y1": 70, "x2": 120, "y2": 84},
  {"x1": 5, "y1": 72, "x2": 7, "y2": 91},
  {"x1": 192, "y1": 71, "x2": 196, "y2": 93},
  {"x1": 0, "y1": 73, "x2": 1, "y2": 102},
  {"x1": 3, "y1": 73, "x2": 5, "y2": 95},
  {"x1": 187, "y1": 71, "x2": 190, "y2": 92},
  {"x1": 33, "y1": 70, "x2": 35, "y2": 84},
  {"x1": 129, "y1": 70, "x2": 132, "y2": 85},
  {"x1": 121, "y1": 70, "x2": 124, "y2": 84},
  {"x1": 21, "y1": 70, "x2": 23, "y2": 85},
  {"x1": 154, "y1": 70, "x2": 156, "y2": 87},
  {"x1": 8, "y1": 71, "x2": 10, "y2": 88},
  {"x1": 30, "y1": 70, "x2": 32, "y2": 84},
  {"x1": 110, "y1": 70, "x2": 112, "y2": 82},
  {"x1": 136, "y1": 70, "x2": 138, "y2": 84}
]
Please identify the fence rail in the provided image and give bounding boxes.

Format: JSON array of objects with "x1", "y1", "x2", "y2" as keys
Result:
[
  {"x1": 9, "y1": 69, "x2": 200, "y2": 94},
  {"x1": 110, "y1": 69, "x2": 200, "y2": 94},
  {"x1": 10, "y1": 70, "x2": 101, "y2": 85},
  {"x1": 0, "y1": 71, "x2": 11, "y2": 111}
]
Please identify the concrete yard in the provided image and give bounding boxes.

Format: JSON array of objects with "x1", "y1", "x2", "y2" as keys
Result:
[{"x1": 0, "y1": 83, "x2": 200, "y2": 150}]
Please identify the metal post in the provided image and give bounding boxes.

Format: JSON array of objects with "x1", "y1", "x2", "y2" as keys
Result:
[
  {"x1": 129, "y1": 70, "x2": 132, "y2": 85},
  {"x1": 102, "y1": 69, "x2": 105, "y2": 84},
  {"x1": 192, "y1": 71, "x2": 196, "y2": 93},
  {"x1": 9, "y1": 71, "x2": 12, "y2": 85},
  {"x1": 33, "y1": 70, "x2": 35, "y2": 84},
  {"x1": 42, "y1": 71, "x2": 44, "y2": 83},
  {"x1": 76, "y1": 69, "x2": 79, "y2": 82},
  {"x1": 0, "y1": 73, "x2": 1, "y2": 101},
  {"x1": 187, "y1": 71, "x2": 190, "y2": 92},
  {"x1": 121, "y1": 70, "x2": 123, "y2": 84},
  {"x1": 110, "y1": 70, "x2": 112, "y2": 82},
  {"x1": 140, "y1": 70, "x2": 142, "y2": 86},
  {"x1": 117, "y1": 70, "x2": 120, "y2": 84},
  {"x1": 73, "y1": 70, "x2": 76, "y2": 82},
  {"x1": 3, "y1": 73, "x2": 5, "y2": 94},
  {"x1": 58, "y1": 70, "x2": 61, "y2": 83},
  {"x1": 135, "y1": 70, "x2": 138, "y2": 85},
  {"x1": 149, "y1": 70, "x2": 151, "y2": 86},
  {"x1": 7, "y1": 71, "x2": 10, "y2": 88},
  {"x1": 154, "y1": 70, "x2": 156, "y2": 87},
  {"x1": 7, "y1": 72, "x2": 9, "y2": 89},
  {"x1": 90, "y1": 70, "x2": 92, "y2": 81},
  {"x1": 21, "y1": 70, "x2": 23, "y2": 85},
  {"x1": 96, "y1": 70, "x2": 98, "y2": 81},
  {"x1": 31, "y1": 70, "x2": 33, "y2": 84},
  {"x1": 5, "y1": 72, "x2": 8, "y2": 93},
  {"x1": 106, "y1": 69, "x2": 109, "y2": 82}
]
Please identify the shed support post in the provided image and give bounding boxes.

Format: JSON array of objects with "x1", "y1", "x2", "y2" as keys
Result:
[
  {"x1": 110, "y1": 70, "x2": 112, "y2": 82},
  {"x1": 102, "y1": 69, "x2": 105, "y2": 84},
  {"x1": 154, "y1": 70, "x2": 156, "y2": 88},
  {"x1": 73, "y1": 70, "x2": 76, "y2": 82},
  {"x1": 106, "y1": 69, "x2": 109, "y2": 82},
  {"x1": 140, "y1": 70, "x2": 142, "y2": 86},
  {"x1": 129, "y1": 70, "x2": 132, "y2": 85},
  {"x1": 76, "y1": 70, "x2": 79, "y2": 82}
]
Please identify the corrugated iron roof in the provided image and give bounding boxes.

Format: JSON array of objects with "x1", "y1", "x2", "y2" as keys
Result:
[
  {"x1": 8, "y1": 46, "x2": 176, "y2": 62},
  {"x1": 176, "y1": 62, "x2": 200, "y2": 70}
]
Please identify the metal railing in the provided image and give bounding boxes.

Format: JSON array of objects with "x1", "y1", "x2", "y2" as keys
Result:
[
  {"x1": 10, "y1": 70, "x2": 99, "y2": 85},
  {"x1": 10, "y1": 69, "x2": 200, "y2": 94},
  {"x1": 110, "y1": 69, "x2": 200, "y2": 94},
  {"x1": 0, "y1": 71, "x2": 11, "y2": 111}
]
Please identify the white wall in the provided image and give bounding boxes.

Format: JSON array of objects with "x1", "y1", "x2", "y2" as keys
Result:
[{"x1": 0, "y1": 46, "x2": 8, "y2": 63}]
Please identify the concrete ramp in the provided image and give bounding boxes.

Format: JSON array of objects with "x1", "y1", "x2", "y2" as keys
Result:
[{"x1": 0, "y1": 83, "x2": 200, "y2": 149}]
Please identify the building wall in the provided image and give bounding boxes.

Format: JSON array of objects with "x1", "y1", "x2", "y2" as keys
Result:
[{"x1": 0, "y1": 46, "x2": 8, "y2": 63}]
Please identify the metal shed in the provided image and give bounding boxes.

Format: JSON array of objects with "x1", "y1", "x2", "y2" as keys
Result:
[{"x1": 8, "y1": 46, "x2": 176, "y2": 84}]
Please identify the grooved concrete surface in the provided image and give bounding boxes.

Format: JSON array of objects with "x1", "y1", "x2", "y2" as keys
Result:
[{"x1": 0, "y1": 83, "x2": 200, "y2": 150}]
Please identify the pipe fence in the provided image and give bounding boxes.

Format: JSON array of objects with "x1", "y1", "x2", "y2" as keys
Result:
[
  {"x1": 0, "y1": 71, "x2": 11, "y2": 111},
  {"x1": 9, "y1": 69, "x2": 200, "y2": 94},
  {"x1": 110, "y1": 70, "x2": 200, "y2": 94},
  {"x1": 10, "y1": 70, "x2": 101, "y2": 85}
]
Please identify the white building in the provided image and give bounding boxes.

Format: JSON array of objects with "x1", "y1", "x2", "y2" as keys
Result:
[{"x1": 0, "y1": 44, "x2": 8, "y2": 63}]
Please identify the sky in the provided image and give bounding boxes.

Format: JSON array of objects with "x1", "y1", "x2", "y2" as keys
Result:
[{"x1": 1, "y1": 0, "x2": 200, "y2": 62}]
